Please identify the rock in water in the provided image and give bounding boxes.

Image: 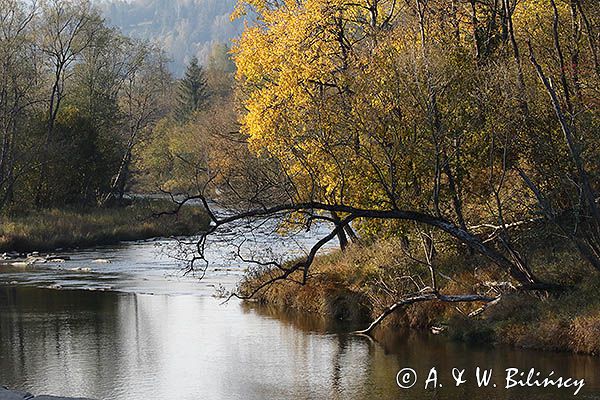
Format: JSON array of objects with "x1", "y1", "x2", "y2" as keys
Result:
[
  {"x1": 0, "y1": 387, "x2": 94, "y2": 400},
  {"x1": 0, "y1": 387, "x2": 33, "y2": 399},
  {"x1": 46, "y1": 255, "x2": 71, "y2": 262},
  {"x1": 25, "y1": 256, "x2": 47, "y2": 265}
]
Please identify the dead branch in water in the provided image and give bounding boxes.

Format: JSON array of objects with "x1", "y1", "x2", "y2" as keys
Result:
[{"x1": 353, "y1": 291, "x2": 499, "y2": 335}]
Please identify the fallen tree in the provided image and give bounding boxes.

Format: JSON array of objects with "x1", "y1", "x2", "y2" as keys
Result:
[
  {"x1": 175, "y1": 195, "x2": 560, "y2": 334},
  {"x1": 194, "y1": 199, "x2": 548, "y2": 287},
  {"x1": 353, "y1": 291, "x2": 499, "y2": 335}
]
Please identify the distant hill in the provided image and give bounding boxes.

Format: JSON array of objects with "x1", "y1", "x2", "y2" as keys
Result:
[{"x1": 97, "y1": 0, "x2": 243, "y2": 76}]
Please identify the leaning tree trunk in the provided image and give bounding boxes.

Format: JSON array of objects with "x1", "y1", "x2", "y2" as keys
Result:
[
  {"x1": 201, "y1": 200, "x2": 546, "y2": 288},
  {"x1": 104, "y1": 129, "x2": 137, "y2": 206}
]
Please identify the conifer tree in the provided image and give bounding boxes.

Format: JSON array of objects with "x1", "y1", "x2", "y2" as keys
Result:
[{"x1": 177, "y1": 56, "x2": 208, "y2": 122}]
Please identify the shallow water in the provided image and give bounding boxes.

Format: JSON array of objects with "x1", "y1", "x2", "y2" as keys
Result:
[
  {"x1": 1, "y1": 234, "x2": 600, "y2": 400},
  {"x1": 0, "y1": 218, "x2": 336, "y2": 295}
]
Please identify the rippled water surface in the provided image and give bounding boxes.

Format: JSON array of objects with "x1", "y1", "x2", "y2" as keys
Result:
[{"x1": 1, "y1": 234, "x2": 600, "y2": 400}]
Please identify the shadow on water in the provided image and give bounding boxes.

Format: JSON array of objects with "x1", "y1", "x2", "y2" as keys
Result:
[
  {"x1": 245, "y1": 301, "x2": 600, "y2": 400},
  {"x1": 1, "y1": 286, "x2": 600, "y2": 400},
  {"x1": 240, "y1": 301, "x2": 362, "y2": 334}
]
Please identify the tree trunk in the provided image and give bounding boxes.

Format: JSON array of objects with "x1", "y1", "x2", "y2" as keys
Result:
[
  {"x1": 210, "y1": 201, "x2": 545, "y2": 287},
  {"x1": 331, "y1": 211, "x2": 349, "y2": 251},
  {"x1": 35, "y1": 68, "x2": 63, "y2": 207}
]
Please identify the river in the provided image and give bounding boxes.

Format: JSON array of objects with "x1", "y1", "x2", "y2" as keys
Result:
[{"x1": 1, "y1": 231, "x2": 599, "y2": 399}]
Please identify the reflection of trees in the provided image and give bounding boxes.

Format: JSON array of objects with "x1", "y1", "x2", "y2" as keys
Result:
[
  {"x1": 2, "y1": 287, "x2": 600, "y2": 399},
  {"x1": 0, "y1": 287, "x2": 121, "y2": 395},
  {"x1": 330, "y1": 334, "x2": 348, "y2": 400}
]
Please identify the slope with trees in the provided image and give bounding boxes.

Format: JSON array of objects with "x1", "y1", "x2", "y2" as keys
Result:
[{"x1": 99, "y1": 0, "x2": 244, "y2": 75}]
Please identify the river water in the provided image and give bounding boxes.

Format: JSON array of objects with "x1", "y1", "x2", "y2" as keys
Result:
[{"x1": 1, "y1": 232, "x2": 599, "y2": 400}]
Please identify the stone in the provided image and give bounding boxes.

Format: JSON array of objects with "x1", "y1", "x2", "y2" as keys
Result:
[
  {"x1": 0, "y1": 388, "x2": 93, "y2": 400},
  {"x1": 25, "y1": 256, "x2": 47, "y2": 265},
  {"x1": 0, "y1": 387, "x2": 33, "y2": 399},
  {"x1": 46, "y1": 255, "x2": 71, "y2": 262},
  {"x1": 1, "y1": 252, "x2": 20, "y2": 261}
]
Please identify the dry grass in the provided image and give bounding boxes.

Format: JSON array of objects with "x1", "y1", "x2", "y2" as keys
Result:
[
  {"x1": 0, "y1": 200, "x2": 210, "y2": 252},
  {"x1": 487, "y1": 277, "x2": 600, "y2": 354},
  {"x1": 243, "y1": 237, "x2": 482, "y2": 326},
  {"x1": 570, "y1": 312, "x2": 600, "y2": 355}
]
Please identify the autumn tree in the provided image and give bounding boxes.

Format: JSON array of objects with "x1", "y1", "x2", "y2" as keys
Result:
[
  {"x1": 206, "y1": 43, "x2": 236, "y2": 99},
  {"x1": 136, "y1": 48, "x2": 247, "y2": 200},
  {"x1": 34, "y1": 0, "x2": 104, "y2": 206},
  {"x1": 185, "y1": 0, "x2": 599, "y2": 327},
  {"x1": 0, "y1": 0, "x2": 38, "y2": 208},
  {"x1": 0, "y1": 0, "x2": 176, "y2": 210},
  {"x1": 103, "y1": 41, "x2": 172, "y2": 204}
]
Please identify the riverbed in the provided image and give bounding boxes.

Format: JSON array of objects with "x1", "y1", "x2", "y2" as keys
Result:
[{"x1": 1, "y1": 233, "x2": 600, "y2": 399}]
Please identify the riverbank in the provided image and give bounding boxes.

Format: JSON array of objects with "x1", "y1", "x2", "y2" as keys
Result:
[
  {"x1": 242, "y1": 237, "x2": 600, "y2": 355},
  {"x1": 0, "y1": 200, "x2": 210, "y2": 253}
]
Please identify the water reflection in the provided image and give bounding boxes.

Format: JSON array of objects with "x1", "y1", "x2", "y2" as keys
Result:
[{"x1": 1, "y1": 287, "x2": 599, "y2": 400}]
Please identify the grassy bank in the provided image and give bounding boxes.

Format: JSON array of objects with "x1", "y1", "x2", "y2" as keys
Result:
[
  {"x1": 0, "y1": 200, "x2": 210, "y2": 253},
  {"x1": 242, "y1": 237, "x2": 600, "y2": 355}
]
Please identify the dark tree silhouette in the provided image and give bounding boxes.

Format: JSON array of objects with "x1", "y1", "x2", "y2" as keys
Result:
[{"x1": 177, "y1": 57, "x2": 209, "y2": 122}]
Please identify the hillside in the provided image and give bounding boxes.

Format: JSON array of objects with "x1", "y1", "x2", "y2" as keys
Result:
[{"x1": 98, "y1": 0, "x2": 242, "y2": 75}]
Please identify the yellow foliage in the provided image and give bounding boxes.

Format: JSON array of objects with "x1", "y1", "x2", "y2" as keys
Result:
[{"x1": 233, "y1": 0, "x2": 599, "y2": 235}]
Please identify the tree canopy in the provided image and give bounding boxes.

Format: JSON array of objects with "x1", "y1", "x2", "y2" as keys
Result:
[
  {"x1": 218, "y1": 0, "x2": 600, "y2": 288},
  {"x1": 0, "y1": 0, "x2": 172, "y2": 209}
]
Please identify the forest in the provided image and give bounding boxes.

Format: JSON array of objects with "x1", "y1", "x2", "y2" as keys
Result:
[
  {"x1": 99, "y1": 0, "x2": 243, "y2": 74},
  {"x1": 1, "y1": 0, "x2": 600, "y2": 353}
]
